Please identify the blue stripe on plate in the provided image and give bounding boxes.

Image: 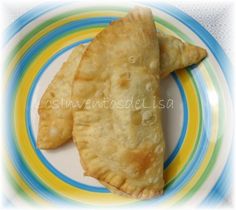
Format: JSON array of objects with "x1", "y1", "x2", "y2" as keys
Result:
[
  {"x1": 3, "y1": 2, "x2": 65, "y2": 45},
  {"x1": 164, "y1": 73, "x2": 188, "y2": 169}
]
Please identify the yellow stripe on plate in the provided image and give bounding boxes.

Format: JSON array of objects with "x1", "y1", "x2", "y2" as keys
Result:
[
  {"x1": 164, "y1": 64, "x2": 219, "y2": 207},
  {"x1": 164, "y1": 69, "x2": 200, "y2": 184},
  {"x1": 5, "y1": 157, "x2": 48, "y2": 205}
]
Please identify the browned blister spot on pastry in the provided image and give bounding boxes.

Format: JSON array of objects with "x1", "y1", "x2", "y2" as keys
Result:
[{"x1": 123, "y1": 145, "x2": 156, "y2": 177}]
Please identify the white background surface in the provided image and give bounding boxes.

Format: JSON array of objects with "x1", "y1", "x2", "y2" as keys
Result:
[{"x1": 1, "y1": 0, "x2": 235, "y2": 60}]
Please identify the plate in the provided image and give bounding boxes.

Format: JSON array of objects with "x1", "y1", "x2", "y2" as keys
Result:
[{"x1": 4, "y1": 2, "x2": 233, "y2": 207}]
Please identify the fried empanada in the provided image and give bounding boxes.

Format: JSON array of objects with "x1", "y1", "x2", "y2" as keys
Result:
[
  {"x1": 37, "y1": 45, "x2": 86, "y2": 149},
  {"x1": 158, "y1": 32, "x2": 207, "y2": 78},
  {"x1": 37, "y1": 13, "x2": 207, "y2": 150},
  {"x1": 72, "y1": 7, "x2": 165, "y2": 199}
]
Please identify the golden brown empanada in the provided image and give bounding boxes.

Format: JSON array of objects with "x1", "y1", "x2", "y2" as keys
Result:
[
  {"x1": 37, "y1": 45, "x2": 86, "y2": 149},
  {"x1": 158, "y1": 32, "x2": 207, "y2": 78},
  {"x1": 72, "y1": 7, "x2": 165, "y2": 199},
  {"x1": 37, "y1": 13, "x2": 207, "y2": 150}
]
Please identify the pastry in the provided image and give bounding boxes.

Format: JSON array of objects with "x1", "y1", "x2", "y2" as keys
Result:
[
  {"x1": 37, "y1": 45, "x2": 86, "y2": 149},
  {"x1": 158, "y1": 32, "x2": 206, "y2": 78},
  {"x1": 37, "y1": 10, "x2": 206, "y2": 150},
  {"x1": 72, "y1": 7, "x2": 165, "y2": 199}
]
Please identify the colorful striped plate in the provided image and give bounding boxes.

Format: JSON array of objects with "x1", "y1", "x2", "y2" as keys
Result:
[{"x1": 3, "y1": 2, "x2": 233, "y2": 208}]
